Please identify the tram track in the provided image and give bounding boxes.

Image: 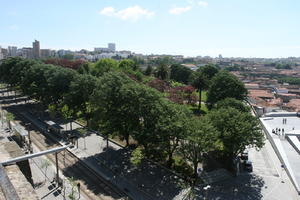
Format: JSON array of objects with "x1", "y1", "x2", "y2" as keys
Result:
[{"x1": 12, "y1": 108, "x2": 128, "y2": 200}]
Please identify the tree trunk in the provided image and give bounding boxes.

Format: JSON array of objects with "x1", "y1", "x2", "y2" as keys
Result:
[
  {"x1": 198, "y1": 90, "x2": 202, "y2": 111},
  {"x1": 87, "y1": 119, "x2": 90, "y2": 129},
  {"x1": 167, "y1": 152, "x2": 173, "y2": 168},
  {"x1": 193, "y1": 162, "x2": 198, "y2": 180},
  {"x1": 106, "y1": 136, "x2": 109, "y2": 150},
  {"x1": 125, "y1": 133, "x2": 129, "y2": 147}
]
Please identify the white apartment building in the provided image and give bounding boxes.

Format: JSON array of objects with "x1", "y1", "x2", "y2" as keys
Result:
[{"x1": 8, "y1": 46, "x2": 17, "y2": 57}]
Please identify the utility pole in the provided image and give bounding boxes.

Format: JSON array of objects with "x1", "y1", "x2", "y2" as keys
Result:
[{"x1": 55, "y1": 152, "x2": 59, "y2": 186}]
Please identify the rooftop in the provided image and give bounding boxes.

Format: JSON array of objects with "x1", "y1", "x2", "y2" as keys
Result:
[
  {"x1": 286, "y1": 99, "x2": 300, "y2": 112},
  {"x1": 248, "y1": 89, "x2": 274, "y2": 99}
]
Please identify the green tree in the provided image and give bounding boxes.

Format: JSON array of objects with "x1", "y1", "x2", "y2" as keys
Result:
[
  {"x1": 64, "y1": 74, "x2": 97, "y2": 127},
  {"x1": 61, "y1": 105, "x2": 74, "y2": 131},
  {"x1": 170, "y1": 64, "x2": 193, "y2": 84},
  {"x1": 48, "y1": 104, "x2": 57, "y2": 119},
  {"x1": 191, "y1": 72, "x2": 209, "y2": 111},
  {"x1": 144, "y1": 65, "x2": 153, "y2": 76},
  {"x1": 120, "y1": 83, "x2": 164, "y2": 155},
  {"x1": 90, "y1": 72, "x2": 134, "y2": 146},
  {"x1": 44, "y1": 66, "x2": 76, "y2": 105},
  {"x1": 130, "y1": 147, "x2": 144, "y2": 167},
  {"x1": 77, "y1": 62, "x2": 92, "y2": 74},
  {"x1": 180, "y1": 116, "x2": 219, "y2": 180},
  {"x1": 198, "y1": 64, "x2": 219, "y2": 80},
  {"x1": 157, "y1": 103, "x2": 191, "y2": 167},
  {"x1": 0, "y1": 57, "x2": 23, "y2": 84},
  {"x1": 119, "y1": 59, "x2": 138, "y2": 71},
  {"x1": 207, "y1": 71, "x2": 247, "y2": 108},
  {"x1": 213, "y1": 98, "x2": 250, "y2": 113},
  {"x1": 155, "y1": 63, "x2": 169, "y2": 80},
  {"x1": 20, "y1": 63, "x2": 51, "y2": 100},
  {"x1": 93, "y1": 58, "x2": 118, "y2": 76},
  {"x1": 208, "y1": 108, "x2": 264, "y2": 168}
]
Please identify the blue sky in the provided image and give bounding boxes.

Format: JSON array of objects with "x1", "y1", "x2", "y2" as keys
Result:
[{"x1": 1, "y1": 0, "x2": 300, "y2": 58}]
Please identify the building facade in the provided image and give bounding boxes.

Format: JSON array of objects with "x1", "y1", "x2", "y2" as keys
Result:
[
  {"x1": 8, "y1": 46, "x2": 17, "y2": 57},
  {"x1": 41, "y1": 49, "x2": 51, "y2": 58},
  {"x1": 108, "y1": 43, "x2": 116, "y2": 52},
  {"x1": 32, "y1": 40, "x2": 40, "y2": 59}
]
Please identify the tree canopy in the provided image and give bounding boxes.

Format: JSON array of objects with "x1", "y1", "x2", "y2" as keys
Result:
[
  {"x1": 213, "y1": 98, "x2": 250, "y2": 113},
  {"x1": 93, "y1": 58, "x2": 118, "y2": 76},
  {"x1": 208, "y1": 108, "x2": 264, "y2": 162},
  {"x1": 170, "y1": 64, "x2": 193, "y2": 84},
  {"x1": 207, "y1": 71, "x2": 247, "y2": 108}
]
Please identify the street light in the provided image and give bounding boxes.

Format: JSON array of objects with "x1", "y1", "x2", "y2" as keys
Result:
[
  {"x1": 203, "y1": 185, "x2": 211, "y2": 200},
  {"x1": 233, "y1": 188, "x2": 238, "y2": 199},
  {"x1": 281, "y1": 164, "x2": 285, "y2": 183}
]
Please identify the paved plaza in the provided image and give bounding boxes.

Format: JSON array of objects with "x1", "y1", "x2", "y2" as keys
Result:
[{"x1": 260, "y1": 112, "x2": 300, "y2": 195}]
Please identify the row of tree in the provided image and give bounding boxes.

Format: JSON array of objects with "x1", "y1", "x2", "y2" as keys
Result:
[
  {"x1": 147, "y1": 62, "x2": 248, "y2": 112},
  {"x1": 0, "y1": 57, "x2": 264, "y2": 181}
]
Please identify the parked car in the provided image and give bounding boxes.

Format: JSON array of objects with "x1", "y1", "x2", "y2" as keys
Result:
[{"x1": 244, "y1": 160, "x2": 253, "y2": 172}]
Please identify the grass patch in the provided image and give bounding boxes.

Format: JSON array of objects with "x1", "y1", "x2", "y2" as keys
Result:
[
  {"x1": 189, "y1": 103, "x2": 209, "y2": 115},
  {"x1": 201, "y1": 91, "x2": 207, "y2": 102}
]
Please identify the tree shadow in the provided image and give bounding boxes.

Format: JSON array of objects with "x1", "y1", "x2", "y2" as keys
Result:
[
  {"x1": 203, "y1": 173, "x2": 265, "y2": 200},
  {"x1": 190, "y1": 107, "x2": 207, "y2": 115},
  {"x1": 63, "y1": 146, "x2": 185, "y2": 200},
  {"x1": 61, "y1": 149, "x2": 128, "y2": 199}
]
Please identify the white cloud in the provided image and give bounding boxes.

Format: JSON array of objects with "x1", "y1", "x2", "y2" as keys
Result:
[
  {"x1": 197, "y1": 1, "x2": 208, "y2": 7},
  {"x1": 169, "y1": 6, "x2": 191, "y2": 15},
  {"x1": 99, "y1": 5, "x2": 154, "y2": 22},
  {"x1": 100, "y1": 7, "x2": 116, "y2": 17}
]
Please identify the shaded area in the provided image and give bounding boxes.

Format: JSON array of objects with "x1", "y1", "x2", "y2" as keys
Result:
[
  {"x1": 67, "y1": 146, "x2": 185, "y2": 200},
  {"x1": 60, "y1": 151, "x2": 125, "y2": 199},
  {"x1": 202, "y1": 174, "x2": 265, "y2": 200}
]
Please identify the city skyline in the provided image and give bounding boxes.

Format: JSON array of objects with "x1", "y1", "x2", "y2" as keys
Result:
[{"x1": 1, "y1": 0, "x2": 300, "y2": 58}]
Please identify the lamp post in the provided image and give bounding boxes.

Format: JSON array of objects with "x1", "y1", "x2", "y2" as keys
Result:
[
  {"x1": 203, "y1": 185, "x2": 211, "y2": 200},
  {"x1": 233, "y1": 188, "x2": 238, "y2": 200},
  {"x1": 77, "y1": 183, "x2": 81, "y2": 199},
  {"x1": 27, "y1": 123, "x2": 32, "y2": 153},
  {"x1": 281, "y1": 164, "x2": 285, "y2": 183}
]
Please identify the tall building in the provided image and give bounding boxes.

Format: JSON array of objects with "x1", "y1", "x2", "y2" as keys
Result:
[
  {"x1": 32, "y1": 40, "x2": 40, "y2": 59},
  {"x1": 0, "y1": 46, "x2": 3, "y2": 60},
  {"x1": 21, "y1": 48, "x2": 33, "y2": 59},
  {"x1": 1, "y1": 48, "x2": 8, "y2": 58},
  {"x1": 108, "y1": 43, "x2": 116, "y2": 52},
  {"x1": 8, "y1": 46, "x2": 17, "y2": 57}
]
